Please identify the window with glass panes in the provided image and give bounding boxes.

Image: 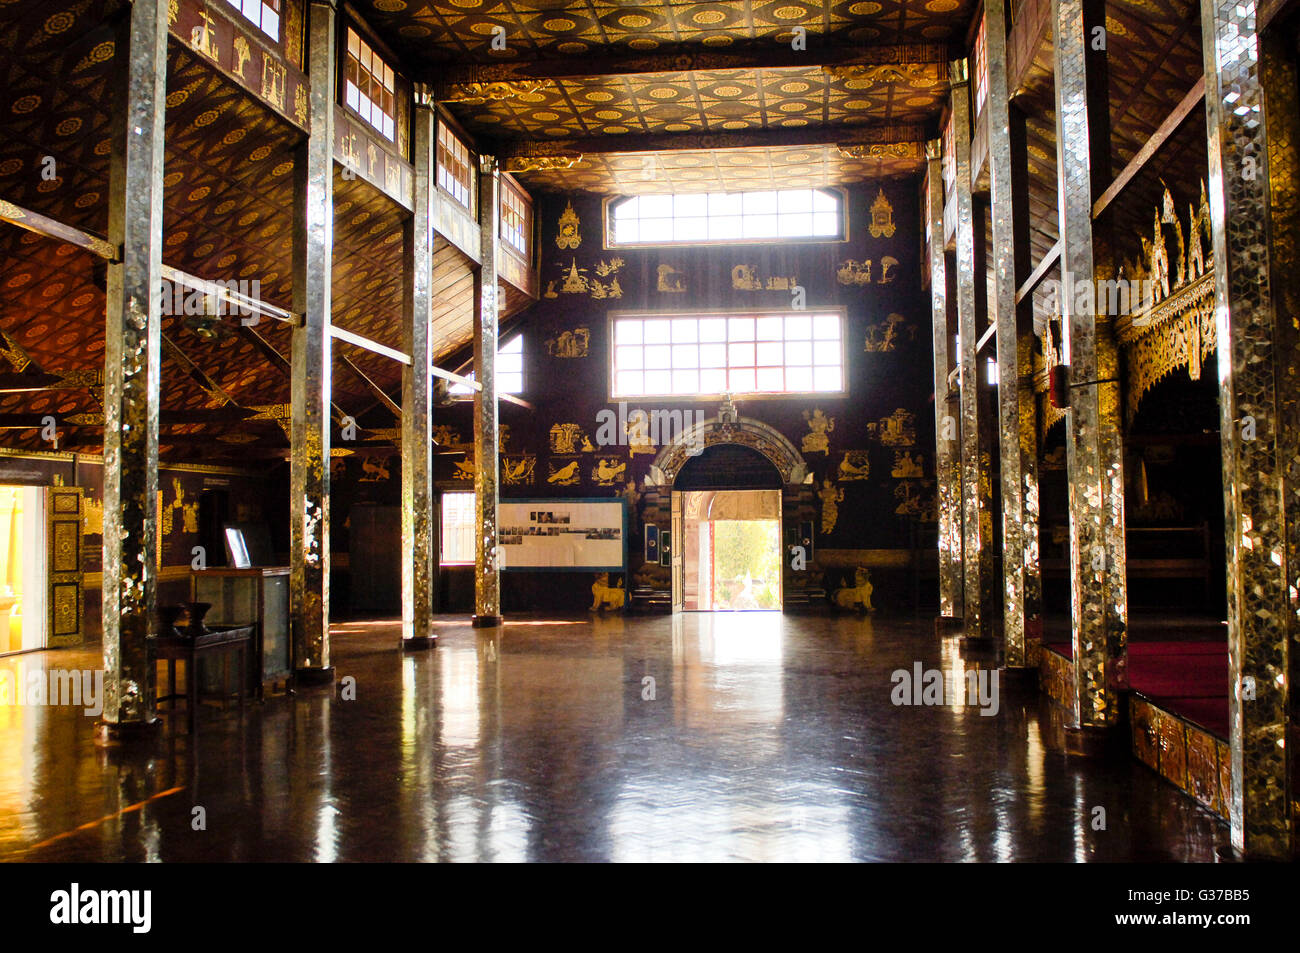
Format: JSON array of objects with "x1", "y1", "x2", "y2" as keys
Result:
[
  {"x1": 449, "y1": 335, "x2": 523, "y2": 396},
  {"x1": 608, "y1": 189, "x2": 843, "y2": 246},
  {"x1": 500, "y1": 178, "x2": 531, "y2": 258},
  {"x1": 611, "y1": 313, "x2": 844, "y2": 398},
  {"x1": 224, "y1": 0, "x2": 280, "y2": 40},
  {"x1": 437, "y1": 124, "x2": 473, "y2": 212},
  {"x1": 440, "y1": 492, "x2": 476, "y2": 564},
  {"x1": 344, "y1": 28, "x2": 396, "y2": 142}
]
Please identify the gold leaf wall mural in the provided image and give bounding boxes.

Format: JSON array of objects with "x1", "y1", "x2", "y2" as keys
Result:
[
  {"x1": 556, "y1": 200, "x2": 581, "y2": 249},
  {"x1": 547, "y1": 460, "x2": 581, "y2": 485},
  {"x1": 817, "y1": 478, "x2": 844, "y2": 534},
  {"x1": 801, "y1": 408, "x2": 835, "y2": 454},
  {"x1": 837, "y1": 451, "x2": 871, "y2": 481}
]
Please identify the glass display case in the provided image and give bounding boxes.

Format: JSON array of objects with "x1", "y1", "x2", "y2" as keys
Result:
[{"x1": 191, "y1": 567, "x2": 292, "y2": 694}]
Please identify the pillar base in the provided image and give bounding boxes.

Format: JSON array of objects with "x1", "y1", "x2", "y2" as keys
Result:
[
  {"x1": 93, "y1": 718, "x2": 160, "y2": 747},
  {"x1": 959, "y1": 635, "x2": 998, "y2": 658},
  {"x1": 1063, "y1": 723, "x2": 1125, "y2": 759},
  {"x1": 401, "y1": 635, "x2": 435, "y2": 651},
  {"x1": 935, "y1": 615, "x2": 964, "y2": 636},
  {"x1": 294, "y1": 666, "x2": 335, "y2": 686},
  {"x1": 471, "y1": 614, "x2": 503, "y2": 628}
]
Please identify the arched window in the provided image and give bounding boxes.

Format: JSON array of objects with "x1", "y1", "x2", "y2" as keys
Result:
[{"x1": 607, "y1": 189, "x2": 845, "y2": 247}]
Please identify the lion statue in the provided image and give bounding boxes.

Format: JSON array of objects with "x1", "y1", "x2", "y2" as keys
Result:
[
  {"x1": 591, "y1": 573, "x2": 626, "y2": 611},
  {"x1": 832, "y1": 568, "x2": 875, "y2": 613}
]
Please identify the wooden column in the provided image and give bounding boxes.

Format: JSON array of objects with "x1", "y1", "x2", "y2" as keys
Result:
[
  {"x1": 1201, "y1": 0, "x2": 1298, "y2": 857},
  {"x1": 99, "y1": 0, "x2": 168, "y2": 736},
  {"x1": 986, "y1": 0, "x2": 1042, "y2": 667},
  {"x1": 472, "y1": 156, "x2": 502, "y2": 627},
  {"x1": 928, "y1": 140, "x2": 962, "y2": 621},
  {"x1": 1052, "y1": 0, "x2": 1129, "y2": 735},
  {"x1": 951, "y1": 59, "x2": 996, "y2": 642},
  {"x1": 401, "y1": 88, "x2": 436, "y2": 650},
  {"x1": 290, "y1": 0, "x2": 336, "y2": 680}
]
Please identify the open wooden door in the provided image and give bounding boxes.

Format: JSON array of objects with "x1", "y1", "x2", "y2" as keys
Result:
[
  {"x1": 46, "y1": 486, "x2": 83, "y2": 647},
  {"x1": 670, "y1": 490, "x2": 684, "y2": 612}
]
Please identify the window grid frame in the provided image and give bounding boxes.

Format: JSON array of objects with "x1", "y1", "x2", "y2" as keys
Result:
[
  {"x1": 439, "y1": 491, "x2": 477, "y2": 566},
  {"x1": 607, "y1": 309, "x2": 848, "y2": 401},
  {"x1": 499, "y1": 175, "x2": 532, "y2": 260},
  {"x1": 223, "y1": 0, "x2": 281, "y2": 41},
  {"x1": 437, "y1": 122, "x2": 474, "y2": 215},
  {"x1": 603, "y1": 187, "x2": 849, "y2": 250},
  {"x1": 449, "y1": 334, "x2": 524, "y2": 397},
  {"x1": 343, "y1": 26, "x2": 397, "y2": 143}
]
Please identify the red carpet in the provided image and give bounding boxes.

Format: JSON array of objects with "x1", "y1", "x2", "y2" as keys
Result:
[{"x1": 1044, "y1": 640, "x2": 1229, "y2": 738}]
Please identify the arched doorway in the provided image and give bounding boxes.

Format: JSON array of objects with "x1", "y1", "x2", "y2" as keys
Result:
[{"x1": 644, "y1": 403, "x2": 812, "y2": 611}]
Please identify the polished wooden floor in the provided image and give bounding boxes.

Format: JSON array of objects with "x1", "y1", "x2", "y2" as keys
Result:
[{"x1": 0, "y1": 613, "x2": 1226, "y2": 862}]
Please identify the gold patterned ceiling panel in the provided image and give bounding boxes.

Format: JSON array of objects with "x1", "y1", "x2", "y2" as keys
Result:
[
  {"x1": 363, "y1": 0, "x2": 974, "y2": 61},
  {"x1": 522, "y1": 141, "x2": 922, "y2": 191},
  {"x1": 458, "y1": 63, "x2": 946, "y2": 140}
]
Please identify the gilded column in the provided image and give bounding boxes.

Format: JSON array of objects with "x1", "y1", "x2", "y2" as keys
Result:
[
  {"x1": 100, "y1": 0, "x2": 167, "y2": 734},
  {"x1": 472, "y1": 156, "x2": 502, "y2": 627},
  {"x1": 985, "y1": 0, "x2": 1041, "y2": 667},
  {"x1": 951, "y1": 59, "x2": 996, "y2": 641},
  {"x1": 1201, "y1": 0, "x2": 1297, "y2": 857},
  {"x1": 290, "y1": 0, "x2": 336, "y2": 679},
  {"x1": 1052, "y1": 0, "x2": 1128, "y2": 731},
  {"x1": 928, "y1": 140, "x2": 962, "y2": 620},
  {"x1": 401, "y1": 87, "x2": 436, "y2": 650}
]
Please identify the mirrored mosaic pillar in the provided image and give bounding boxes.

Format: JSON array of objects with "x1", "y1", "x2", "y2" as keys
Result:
[
  {"x1": 401, "y1": 88, "x2": 436, "y2": 650},
  {"x1": 100, "y1": 0, "x2": 167, "y2": 731},
  {"x1": 472, "y1": 156, "x2": 502, "y2": 627},
  {"x1": 951, "y1": 59, "x2": 996, "y2": 641},
  {"x1": 928, "y1": 140, "x2": 962, "y2": 620},
  {"x1": 985, "y1": 0, "x2": 1041, "y2": 667},
  {"x1": 1052, "y1": 0, "x2": 1128, "y2": 729},
  {"x1": 289, "y1": 0, "x2": 336, "y2": 677},
  {"x1": 1201, "y1": 0, "x2": 1297, "y2": 857}
]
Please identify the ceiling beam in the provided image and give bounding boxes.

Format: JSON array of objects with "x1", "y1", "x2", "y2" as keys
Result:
[
  {"x1": 432, "y1": 42, "x2": 952, "y2": 94},
  {"x1": 496, "y1": 122, "x2": 929, "y2": 163}
]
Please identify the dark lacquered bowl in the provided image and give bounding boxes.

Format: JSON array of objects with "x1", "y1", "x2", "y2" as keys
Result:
[{"x1": 183, "y1": 602, "x2": 213, "y2": 636}]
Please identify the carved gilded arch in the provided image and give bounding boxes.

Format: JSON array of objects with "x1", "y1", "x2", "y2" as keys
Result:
[{"x1": 646, "y1": 404, "x2": 810, "y2": 486}]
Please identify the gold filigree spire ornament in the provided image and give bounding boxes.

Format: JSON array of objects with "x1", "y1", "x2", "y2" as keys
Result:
[
  {"x1": 868, "y1": 188, "x2": 895, "y2": 238},
  {"x1": 556, "y1": 201, "x2": 581, "y2": 249}
]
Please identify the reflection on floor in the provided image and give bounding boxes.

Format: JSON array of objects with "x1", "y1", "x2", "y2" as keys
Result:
[{"x1": 1, "y1": 613, "x2": 1227, "y2": 862}]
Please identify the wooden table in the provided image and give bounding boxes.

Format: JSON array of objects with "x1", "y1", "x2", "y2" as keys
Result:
[{"x1": 155, "y1": 626, "x2": 255, "y2": 734}]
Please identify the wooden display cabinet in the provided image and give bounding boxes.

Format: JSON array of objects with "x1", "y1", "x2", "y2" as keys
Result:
[{"x1": 191, "y1": 567, "x2": 293, "y2": 695}]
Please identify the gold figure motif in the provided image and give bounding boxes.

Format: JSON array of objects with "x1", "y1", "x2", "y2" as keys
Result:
[
  {"x1": 879, "y1": 256, "x2": 898, "y2": 283},
  {"x1": 832, "y1": 568, "x2": 875, "y2": 612},
  {"x1": 864, "y1": 312, "x2": 913, "y2": 351},
  {"x1": 547, "y1": 460, "x2": 580, "y2": 485},
  {"x1": 891, "y1": 451, "x2": 924, "y2": 478},
  {"x1": 626, "y1": 416, "x2": 656, "y2": 456},
  {"x1": 868, "y1": 408, "x2": 916, "y2": 447},
  {"x1": 549, "y1": 423, "x2": 587, "y2": 455},
  {"x1": 161, "y1": 479, "x2": 199, "y2": 536},
  {"x1": 168, "y1": 0, "x2": 179, "y2": 25},
  {"x1": 261, "y1": 57, "x2": 287, "y2": 111},
  {"x1": 817, "y1": 478, "x2": 844, "y2": 534},
  {"x1": 894, "y1": 480, "x2": 934, "y2": 518},
  {"x1": 190, "y1": 11, "x2": 219, "y2": 62},
  {"x1": 621, "y1": 480, "x2": 641, "y2": 513},
  {"x1": 657, "y1": 264, "x2": 687, "y2": 292},
  {"x1": 232, "y1": 36, "x2": 251, "y2": 81},
  {"x1": 561, "y1": 259, "x2": 588, "y2": 294},
  {"x1": 545, "y1": 328, "x2": 590, "y2": 358},
  {"x1": 82, "y1": 497, "x2": 104, "y2": 537},
  {"x1": 837, "y1": 259, "x2": 872, "y2": 285},
  {"x1": 732, "y1": 264, "x2": 796, "y2": 291},
  {"x1": 556, "y1": 201, "x2": 581, "y2": 249},
  {"x1": 868, "y1": 188, "x2": 895, "y2": 238},
  {"x1": 838, "y1": 451, "x2": 871, "y2": 481},
  {"x1": 501, "y1": 455, "x2": 536, "y2": 486},
  {"x1": 359, "y1": 457, "x2": 391, "y2": 482},
  {"x1": 434, "y1": 425, "x2": 467, "y2": 449},
  {"x1": 590, "y1": 573, "x2": 626, "y2": 611},
  {"x1": 591, "y1": 458, "x2": 627, "y2": 486},
  {"x1": 452, "y1": 460, "x2": 475, "y2": 481},
  {"x1": 293, "y1": 85, "x2": 308, "y2": 126},
  {"x1": 543, "y1": 281, "x2": 558, "y2": 298},
  {"x1": 801, "y1": 408, "x2": 835, "y2": 454}
]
